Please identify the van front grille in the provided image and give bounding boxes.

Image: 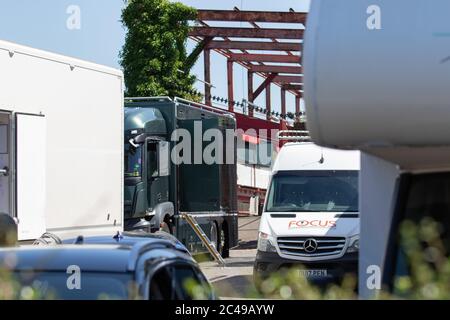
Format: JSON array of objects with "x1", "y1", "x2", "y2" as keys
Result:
[{"x1": 277, "y1": 236, "x2": 346, "y2": 257}]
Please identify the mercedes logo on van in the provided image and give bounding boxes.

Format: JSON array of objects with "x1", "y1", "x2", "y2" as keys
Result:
[{"x1": 303, "y1": 238, "x2": 318, "y2": 253}]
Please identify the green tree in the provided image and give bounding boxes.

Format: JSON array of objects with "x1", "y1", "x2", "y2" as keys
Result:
[{"x1": 120, "y1": 0, "x2": 200, "y2": 100}]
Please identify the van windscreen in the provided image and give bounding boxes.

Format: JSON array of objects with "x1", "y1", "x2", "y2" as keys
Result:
[{"x1": 265, "y1": 170, "x2": 359, "y2": 213}]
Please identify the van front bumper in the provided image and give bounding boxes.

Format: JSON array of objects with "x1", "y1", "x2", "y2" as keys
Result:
[{"x1": 254, "y1": 250, "x2": 358, "y2": 282}]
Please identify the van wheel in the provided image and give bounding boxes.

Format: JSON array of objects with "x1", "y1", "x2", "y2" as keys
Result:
[{"x1": 160, "y1": 216, "x2": 173, "y2": 235}]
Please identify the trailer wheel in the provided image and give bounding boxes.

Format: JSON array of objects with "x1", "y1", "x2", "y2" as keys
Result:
[{"x1": 160, "y1": 215, "x2": 173, "y2": 235}]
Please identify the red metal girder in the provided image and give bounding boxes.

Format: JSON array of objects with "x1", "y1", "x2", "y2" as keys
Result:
[
  {"x1": 295, "y1": 95, "x2": 301, "y2": 116},
  {"x1": 250, "y1": 65, "x2": 303, "y2": 74},
  {"x1": 204, "y1": 48, "x2": 211, "y2": 106},
  {"x1": 227, "y1": 60, "x2": 234, "y2": 112},
  {"x1": 234, "y1": 113, "x2": 281, "y2": 138},
  {"x1": 253, "y1": 73, "x2": 278, "y2": 100},
  {"x1": 232, "y1": 7, "x2": 299, "y2": 58},
  {"x1": 206, "y1": 40, "x2": 302, "y2": 52},
  {"x1": 281, "y1": 88, "x2": 287, "y2": 116},
  {"x1": 186, "y1": 37, "x2": 212, "y2": 69},
  {"x1": 191, "y1": 35, "x2": 301, "y2": 98},
  {"x1": 191, "y1": 12, "x2": 306, "y2": 99},
  {"x1": 266, "y1": 84, "x2": 271, "y2": 120},
  {"x1": 189, "y1": 27, "x2": 304, "y2": 40},
  {"x1": 197, "y1": 10, "x2": 307, "y2": 24},
  {"x1": 272, "y1": 75, "x2": 303, "y2": 83},
  {"x1": 248, "y1": 71, "x2": 254, "y2": 117},
  {"x1": 229, "y1": 53, "x2": 300, "y2": 63},
  {"x1": 282, "y1": 84, "x2": 304, "y2": 90}
]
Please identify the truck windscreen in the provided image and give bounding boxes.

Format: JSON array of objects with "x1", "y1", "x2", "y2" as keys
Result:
[
  {"x1": 265, "y1": 170, "x2": 359, "y2": 212},
  {"x1": 125, "y1": 144, "x2": 142, "y2": 178}
]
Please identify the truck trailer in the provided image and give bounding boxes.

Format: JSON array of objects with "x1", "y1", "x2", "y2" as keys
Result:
[
  {"x1": 123, "y1": 97, "x2": 239, "y2": 257},
  {"x1": 0, "y1": 39, "x2": 124, "y2": 241},
  {"x1": 303, "y1": 0, "x2": 450, "y2": 298}
]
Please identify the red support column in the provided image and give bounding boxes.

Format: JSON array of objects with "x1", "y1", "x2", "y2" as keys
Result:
[
  {"x1": 247, "y1": 71, "x2": 254, "y2": 117},
  {"x1": 227, "y1": 60, "x2": 234, "y2": 112},
  {"x1": 281, "y1": 88, "x2": 286, "y2": 117},
  {"x1": 295, "y1": 95, "x2": 301, "y2": 119},
  {"x1": 204, "y1": 48, "x2": 211, "y2": 106},
  {"x1": 265, "y1": 83, "x2": 271, "y2": 120},
  {"x1": 280, "y1": 88, "x2": 287, "y2": 130}
]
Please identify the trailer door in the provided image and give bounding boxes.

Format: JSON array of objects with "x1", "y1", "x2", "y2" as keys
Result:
[
  {"x1": 16, "y1": 113, "x2": 46, "y2": 240},
  {"x1": 0, "y1": 112, "x2": 11, "y2": 216}
]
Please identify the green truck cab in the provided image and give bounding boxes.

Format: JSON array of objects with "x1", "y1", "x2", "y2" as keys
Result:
[{"x1": 124, "y1": 97, "x2": 238, "y2": 257}]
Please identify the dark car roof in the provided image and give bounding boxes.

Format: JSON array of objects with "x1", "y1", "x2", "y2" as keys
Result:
[
  {"x1": 0, "y1": 233, "x2": 191, "y2": 273},
  {"x1": 0, "y1": 245, "x2": 132, "y2": 273},
  {"x1": 64, "y1": 231, "x2": 190, "y2": 255}
]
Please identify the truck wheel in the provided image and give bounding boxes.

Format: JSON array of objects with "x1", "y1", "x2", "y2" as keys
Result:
[
  {"x1": 220, "y1": 228, "x2": 229, "y2": 258},
  {"x1": 221, "y1": 223, "x2": 230, "y2": 258},
  {"x1": 160, "y1": 216, "x2": 173, "y2": 235},
  {"x1": 211, "y1": 223, "x2": 227, "y2": 258},
  {"x1": 210, "y1": 222, "x2": 218, "y2": 251},
  {"x1": 219, "y1": 228, "x2": 228, "y2": 258}
]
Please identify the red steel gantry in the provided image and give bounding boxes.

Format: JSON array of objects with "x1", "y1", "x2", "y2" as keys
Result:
[{"x1": 188, "y1": 8, "x2": 306, "y2": 125}]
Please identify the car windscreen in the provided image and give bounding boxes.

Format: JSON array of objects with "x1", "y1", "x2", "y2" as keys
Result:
[
  {"x1": 265, "y1": 170, "x2": 359, "y2": 213},
  {"x1": 125, "y1": 143, "x2": 142, "y2": 178},
  {"x1": 11, "y1": 271, "x2": 135, "y2": 300}
]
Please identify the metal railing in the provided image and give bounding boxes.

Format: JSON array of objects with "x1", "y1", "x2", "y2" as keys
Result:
[
  {"x1": 174, "y1": 97, "x2": 235, "y2": 119},
  {"x1": 124, "y1": 96, "x2": 173, "y2": 103},
  {"x1": 277, "y1": 130, "x2": 311, "y2": 141}
]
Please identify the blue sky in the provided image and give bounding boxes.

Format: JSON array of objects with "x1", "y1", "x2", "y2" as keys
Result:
[{"x1": 0, "y1": 0, "x2": 309, "y2": 113}]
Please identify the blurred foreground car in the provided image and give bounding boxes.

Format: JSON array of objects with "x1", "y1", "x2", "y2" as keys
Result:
[{"x1": 0, "y1": 232, "x2": 215, "y2": 300}]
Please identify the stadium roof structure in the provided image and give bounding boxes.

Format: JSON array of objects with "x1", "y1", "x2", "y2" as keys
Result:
[{"x1": 188, "y1": 8, "x2": 307, "y2": 123}]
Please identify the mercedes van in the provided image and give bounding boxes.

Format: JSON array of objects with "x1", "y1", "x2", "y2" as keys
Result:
[{"x1": 254, "y1": 135, "x2": 360, "y2": 283}]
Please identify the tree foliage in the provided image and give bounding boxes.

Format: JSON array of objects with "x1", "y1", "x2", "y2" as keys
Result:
[{"x1": 120, "y1": 0, "x2": 200, "y2": 100}]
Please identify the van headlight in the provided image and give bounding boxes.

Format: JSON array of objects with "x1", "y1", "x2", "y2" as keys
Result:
[
  {"x1": 257, "y1": 232, "x2": 277, "y2": 253},
  {"x1": 346, "y1": 235, "x2": 359, "y2": 253}
]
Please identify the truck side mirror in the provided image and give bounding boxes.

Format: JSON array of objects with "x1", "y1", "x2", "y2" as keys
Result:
[{"x1": 158, "y1": 141, "x2": 170, "y2": 177}]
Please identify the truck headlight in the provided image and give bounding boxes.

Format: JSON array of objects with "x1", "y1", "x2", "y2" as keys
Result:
[
  {"x1": 346, "y1": 235, "x2": 359, "y2": 253},
  {"x1": 257, "y1": 232, "x2": 277, "y2": 253}
]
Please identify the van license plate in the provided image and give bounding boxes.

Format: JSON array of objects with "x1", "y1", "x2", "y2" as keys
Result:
[{"x1": 299, "y1": 270, "x2": 328, "y2": 278}]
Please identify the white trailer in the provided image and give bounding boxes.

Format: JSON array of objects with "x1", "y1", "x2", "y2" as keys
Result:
[
  {"x1": 0, "y1": 40, "x2": 124, "y2": 241},
  {"x1": 303, "y1": 0, "x2": 450, "y2": 298}
]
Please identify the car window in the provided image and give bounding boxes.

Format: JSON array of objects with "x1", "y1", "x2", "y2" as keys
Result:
[
  {"x1": 148, "y1": 262, "x2": 213, "y2": 300},
  {"x1": 149, "y1": 266, "x2": 174, "y2": 300},
  {"x1": 173, "y1": 264, "x2": 212, "y2": 300}
]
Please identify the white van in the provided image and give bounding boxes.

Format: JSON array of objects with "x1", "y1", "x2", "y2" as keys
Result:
[{"x1": 254, "y1": 134, "x2": 360, "y2": 282}]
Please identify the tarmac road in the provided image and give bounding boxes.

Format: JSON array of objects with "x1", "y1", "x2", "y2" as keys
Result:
[{"x1": 199, "y1": 216, "x2": 260, "y2": 299}]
